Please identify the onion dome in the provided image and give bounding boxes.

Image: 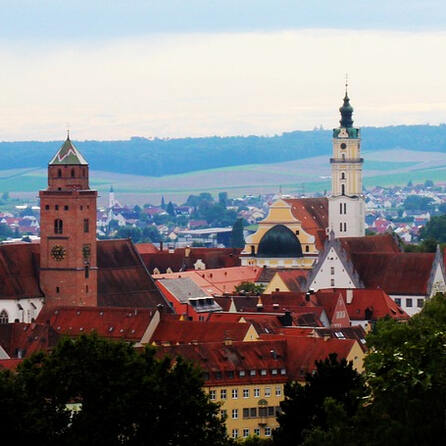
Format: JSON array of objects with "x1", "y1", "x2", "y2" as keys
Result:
[
  {"x1": 257, "y1": 225, "x2": 303, "y2": 258},
  {"x1": 339, "y1": 92, "x2": 354, "y2": 128}
]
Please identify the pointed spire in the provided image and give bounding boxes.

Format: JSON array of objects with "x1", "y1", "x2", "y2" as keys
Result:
[
  {"x1": 339, "y1": 76, "x2": 354, "y2": 128},
  {"x1": 49, "y1": 133, "x2": 88, "y2": 165}
]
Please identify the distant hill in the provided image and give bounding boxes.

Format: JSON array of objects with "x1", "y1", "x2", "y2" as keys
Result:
[{"x1": 2, "y1": 124, "x2": 446, "y2": 177}]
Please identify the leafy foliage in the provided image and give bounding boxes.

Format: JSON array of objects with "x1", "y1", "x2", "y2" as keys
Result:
[
  {"x1": 420, "y1": 214, "x2": 446, "y2": 242},
  {"x1": 0, "y1": 334, "x2": 228, "y2": 446},
  {"x1": 234, "y1": 281, "x2": 265, "y2": 295}
]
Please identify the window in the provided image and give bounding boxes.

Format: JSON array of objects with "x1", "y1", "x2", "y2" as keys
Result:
[
  {"x1": 86, "y1": 285, "x2": 89, "y2": 293},
  {"x1": 341, "y1": 171, "x2": 346, "y2": 179},
  {"x1": 220, "y1": 409, "x2": 227, "y2": 418},
  {"x1": 330, "y1": 279, "x2": 335, "y2": 287},
  {"x1": 395, "y1": 298, "x2": 401, "y2": 306},
  {"x1": 209, "y1": 390, "x2": 216, "y2": 400},
  {"x1": 264, "y1": 387, "x2": 271, "y2": 397},
  {"x1": 340, "y1": 202, "x2": 343, "y2": 214},
  {"x1": 220, "y1": 389, "x2": 227, "y2": 399},
  {"x1": 83, "y1": 218, "x2": 89, "y2": 233},
  {"x1": 340, "y1": 143, "x2": 347, "y2": 149},
  {"x1": 243, "y1": 429, "x2": 250, "y2": 438},
  {"x1": 243, "y1": 408, "x2": 250, "y2": 418},
  {"x1": 260, "y1": 369, "x2": 267, "y2": 376},
  {"x1": 64, "y1": 205, "x2": 69, "y2": 210},
  {"x1": 276, "y1": 385, "x2": 282, "y2": 396},
  {"x1": 232, "y1": 409, "x2": 238, "y2": 419},
  {"x1": 0, "y1": 310, "x2": 8, "y2": 324},
  {"x1": 56, "y1": 286, "x2": 60, "y2": 294},
  {"x1": 55, "y1": 204, "x2": 59, "y2": 210},
  {"x1": 330, "y1": 266, "x2": 335, "y2": 275},
  {"x1": 250, "y1": 369, "x2": 256, "y2": 376},
  {"x1": 259, "y1": 407, "x2": 267, "y2": 417},
  {"x1": 45, "y1": 204, "x2": 49, "y2": 210},
  {"x1": 254, "y1": 388, "x2": 260, "y2": 398},
  {"x1": 271, "y1": 369, "x2": 278, "y2": 375},
  {"x1": 243, "y1": 389, "x2": 249, "y2": 398},
  {"x1": 406, "y1": 298, "x2": 413, "y2": 308},
  {"x1": 71, "y1": 168, "x2": 75, "y2": 177},
  {"x1": 305, "y1": 245, "x2": 309, "y2": 252},
  {"x1": 239, "y1": 370, "x2": 246, "y2": 377},
  {"x1": 265, "y1": 427, "x2": 272, "y2": 436},
  {"x1": 232, "y1": 389, "x2": 238, "y2": 399},
  {"x1": 57, "y1": 169, "x2": 62, "y2": 178},
  {"x1": 417, "y1": 298, "x2": 424, "y2": 308},
  {"x1": 344, "y1": 203, "x2": 347, "y2": 214},
  {"x1": 344, "y1": 222, "x2": 347, "y2": 232},
  {"x1": 254, "y1": 428, "x2": 260, "y2": 436},
  {"x1": 85, "y1": 266, "x2": 89, "y2": 279},
  {"x1": 341, "y1": 184, "x2": 345, "y2": 195},
  {"x1": 340, "y1": 222, "x2": 343, "y2": 232},
  {"x1": 54, "y1": 219, "x2": 63, "y2": 234},
  {"x1": 231, "y1": 429, "x2": 238, "y2": 439},
  {"x1": 214, "y1": 372, "x2": 222, "y2": 380},
  {"x1": 280, "y1": 368, "x2": 286, "y2": 375},
  {"x1": 250, "y1": 408, "x2": 257, "y2": 418}
]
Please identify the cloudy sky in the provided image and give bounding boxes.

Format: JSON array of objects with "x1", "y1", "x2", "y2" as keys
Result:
[{"x1": 1, "y1": 0, "x2": 446, "y2": 140}]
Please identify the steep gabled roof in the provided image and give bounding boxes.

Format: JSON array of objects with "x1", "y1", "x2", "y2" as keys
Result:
[
  {"x1": 284, "y1": 197, "x2": 328, "y2": 249},
  {"x1": 0, "y1": 243, "x2": 42, "y2": 300},
  {"x1": 339, "y1": 233, "x2": 401, "y2": 259},
  {"x1": 349, "y1": 252, "x2": 435, "y2": 295},
  {"x1": 49, "y1": 137, "x2": 88, "y2": 165},
  {"x1": 97, "y1": 239, "x2": 171, "y2": 309},
  {"x1": 36, "y1": 306, "x2": 156, "y2": 341},
  {"x1": 151, "y1": 319, "x2": 258, "y2": 345}
]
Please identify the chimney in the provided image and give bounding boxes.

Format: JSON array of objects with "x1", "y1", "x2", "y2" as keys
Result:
[
  {"x1": 185, "y1": 246, "x2": 191, "y2": 257},
  {"x1": 159, "y1": 241, "x2": 164, "y2": 251},
  {"x1": 256, "y1": 297, "x2": 263, "y2": 312},
  {"x1": 305, "y1": 292, "x2": 311, "y2": 302},
  {"x1": 346, "y1": 289, "x2": 353, "y2": 304}
]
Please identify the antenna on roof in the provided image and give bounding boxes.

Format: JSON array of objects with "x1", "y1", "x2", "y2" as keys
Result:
[
  {"x1": 66, "y1": 122, "x2": 70, "y2": 140},
  {"x1": 345, "y1": 73, "x2": 349, "y2": 95}
]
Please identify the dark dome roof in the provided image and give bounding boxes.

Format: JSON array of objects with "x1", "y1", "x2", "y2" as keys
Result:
[{"x1": 257, "y1": 225, "x2": 303, "y2": 258}]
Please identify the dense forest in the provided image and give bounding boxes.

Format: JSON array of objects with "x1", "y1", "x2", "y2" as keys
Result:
[{"x1": 2, "y1": 124, "x2": 446, "y2": 177}]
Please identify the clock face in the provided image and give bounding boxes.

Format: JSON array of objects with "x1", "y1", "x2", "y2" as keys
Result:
[{"x1": 51, "y1": 245, "x2": 66, "y2": 261}]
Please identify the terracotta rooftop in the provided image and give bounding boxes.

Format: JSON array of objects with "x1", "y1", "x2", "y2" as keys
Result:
[
  {"x1": 36, "y1": 306, "x2": 156, "y2": 341},
  {"x1": 0, "y1": 243, "x2": 42, "y2": 300},
  {"x1": 349, "y1": 252, "x2": 435, "y2": 295},
  {"x1": 339, "y1": 233, "x2": 401, "y2": 259},
  {"x1": 97, "y1": 239, "x2": 171, "y2": 309},
  {"x1": 151, "y1": 319, "x2": 258, "y2": 345},
  {"x1": 284, "y1": 197, "x2": 328, "y2": 250},
  {"x1": 274, "y1": 269, "x2": 309, "y2": 292}
]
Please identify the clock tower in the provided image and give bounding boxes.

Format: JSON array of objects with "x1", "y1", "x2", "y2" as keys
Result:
[
  {"x1": 39, "y1": 134, "x2": 98, "y2": 307},
  {"x1": 328, "y1": 86, "x2": 365, "y2": 237}
]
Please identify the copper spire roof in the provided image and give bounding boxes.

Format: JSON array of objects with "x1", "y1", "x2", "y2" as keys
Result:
[{"x1": 49, "y1": 136, "x2": 88, "y2": 165}]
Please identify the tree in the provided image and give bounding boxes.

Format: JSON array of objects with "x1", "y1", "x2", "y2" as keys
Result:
[
  {"x1": 116, "y1": 225, "x2": 142, "y2": 242},
  {"x1": 420, "y1": 215, "x2": 446, "y2": 242},
  {"x1": 142, "y1": 225, "x2": 162, "y2": 243},
  {"x1": 218, "y1": 192, "x2": 228, "y2": 207},
  {"x1": 230, "y1": 218, "x2": 245, "y2": 248},
  {"x1": 403, "y1": 195, "x2": 433, "y2": 211},
  {"x1": 424, "y1": 179, "x2": 434, "y2": 188},
  {"x1": 166, "y1": 201, "x2": 175, "y2": 217},
  {"x1": 4, "y1": 334, "x2": 229, "y2": 446},
  {"x1": 273, "y1": 354, "x2": 366, "y2": 446},
  {"x1": 234, "y1": 282, "x2": 265, "y2": 295},
  {"x1": 161, "y1": 196, "x2": 166, "y2": 209}
]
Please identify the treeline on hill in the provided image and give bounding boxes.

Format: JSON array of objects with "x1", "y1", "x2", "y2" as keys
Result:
[
  {"x1": 2, "y1": 124, "x2": 446, "y2": 176},
  {"x1": 1, "y1": 293, "x2": 446, "y2": 445}
]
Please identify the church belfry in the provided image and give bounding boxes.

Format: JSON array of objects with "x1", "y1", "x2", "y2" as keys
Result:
[
  {"x1": 328, "y1": 85, "x2": 365, "y2": 237},
  {"x1": 39, "y1": 134, "x2": 98, "y2": 307}
]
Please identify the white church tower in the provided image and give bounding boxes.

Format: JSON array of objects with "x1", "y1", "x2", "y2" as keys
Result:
[{"x1": 328, "y1": 85, "x2": 365, "y2": 237}]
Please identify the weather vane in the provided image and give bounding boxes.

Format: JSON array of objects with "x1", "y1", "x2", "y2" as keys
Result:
[
  {"x1": 66, "y1": 122, "x2": 70, "y2": 139},
  {"x1": 345, "y1": 73, "x2": 349, "y2": 94}
]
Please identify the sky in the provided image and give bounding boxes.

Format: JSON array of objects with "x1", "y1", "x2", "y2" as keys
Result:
[{"x1": 1, "y1": 0, "x2": 446, "y2": 140}]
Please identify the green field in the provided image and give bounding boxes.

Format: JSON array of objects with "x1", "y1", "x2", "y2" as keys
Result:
[{"x1": 3, "y1": 148, "x2": 446, "y2": 205}]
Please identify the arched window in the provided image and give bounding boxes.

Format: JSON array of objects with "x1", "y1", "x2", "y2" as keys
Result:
[
  {"x1": 0, "y1": 310, "x2": 8, "y2": 324},
  {"x1": 341, "y1": 184, "x2": 345, "y2": 195},
  {"x1": 340, "y1": 222, "x2": 343, "y2": 232},
  {"x1": 339, "y1": 203, "x2": 343, "y2": 214},
  {"x1": 344, "y1": 203, "x2": 347, "y2": 214},
  {"x1": 344, "y1": 222, "x2": 347, "y2": 232},
  {"x1": 71, "y1": 168, "x2": 75, "y2": 177},
  {"x1": 57, "y1": 169, "x2": 62, "y2": 178},
  {"x1": 341, "y1": 172, "x2": 345, "y2": 179},
  {"x1": 250, "y1": 245, "x2": 255, "y2": 255},
  {"x1": 54, "y1": 218, "x2": 63, "y2": 234}
]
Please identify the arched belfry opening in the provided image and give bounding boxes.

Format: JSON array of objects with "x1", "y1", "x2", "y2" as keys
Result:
[{"x1": 257, "y1": 225, "x2": 303, "y2": 258}]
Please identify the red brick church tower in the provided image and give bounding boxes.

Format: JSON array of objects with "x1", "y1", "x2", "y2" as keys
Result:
[{"x1": 39, "y1": 134, "x2": 97, "y2": 307}]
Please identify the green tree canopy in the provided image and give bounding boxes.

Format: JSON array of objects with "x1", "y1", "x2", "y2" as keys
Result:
[
  {"x1": 420, "y1": 215, "x2": 446, "y2": 242},
  {"x1": 0, "y1": 334, "x2": 228, "y2": 446},
  {"x1": 403, "y1": 194, "x2": 433, "y2": 211},
  {"x1": 230, "y1": 218, "x2": 245, "y2": 248}
]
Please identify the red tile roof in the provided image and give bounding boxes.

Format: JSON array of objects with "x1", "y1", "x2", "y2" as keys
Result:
[
  {"x1": 284, "y1": 198, "x2": 328, "y2": 250},
  {"x1": 316, "y1": 288, "x2": 409, "y2": 321},
  {"x1": 97, "y1": 239, "x2": 171, "y2": 309},
  {"x1": 274, "y1": 269, "x2": 309, "y2": 292},
  {"x1": 349, "y1": 252, "x2": 435, "y2": 295},
  {"x1": 0, "y1": 358, "x2": 22, "y2": 371},
  {"x1": 0, "y1": 322, "x2": 60, "y2": 358},
  {"x1": 135, "y1": 243, "x2": 159, "y2": 254},
  {"x1": 151, "y1": 319, "x2": 256, "y2": 345},
  {"x1": 0, "y1": 243, "x2": 42, "y2": 300},
  {"x1": 339, "y1": 234, "x2": 401, "y2": 259},
  {"x1": 36, "y1": 306, "x2": 156, "y2": 341}
]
